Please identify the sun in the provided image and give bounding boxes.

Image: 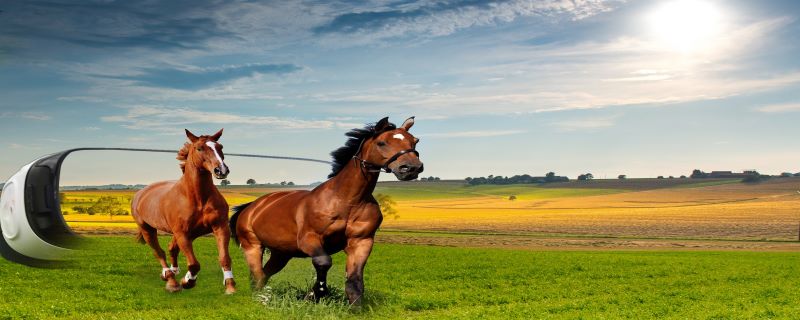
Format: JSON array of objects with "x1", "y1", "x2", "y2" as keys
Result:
[{"x1": 648, "y1": 0, "x2": 724, "y2": 53}]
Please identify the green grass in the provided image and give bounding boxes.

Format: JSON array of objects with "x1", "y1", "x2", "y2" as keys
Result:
[{"x1": 1, "y1": 236, "x2": 799, "y2": 319}]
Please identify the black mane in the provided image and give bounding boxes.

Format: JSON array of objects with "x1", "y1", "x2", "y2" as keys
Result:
[{"x1": 328, "y1": 120, "x2": 396, "y2": 178}]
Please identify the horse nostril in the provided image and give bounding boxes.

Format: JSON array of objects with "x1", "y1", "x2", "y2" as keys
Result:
[{"x1": 398, "y1": 165, "x2": 410, "y2": 173}]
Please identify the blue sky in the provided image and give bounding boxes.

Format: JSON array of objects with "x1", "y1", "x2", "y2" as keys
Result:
[{"x1": 1, "y1": 0, "x2": 799, "y2": 185}]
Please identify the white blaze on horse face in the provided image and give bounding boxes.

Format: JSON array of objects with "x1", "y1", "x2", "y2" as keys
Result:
[
  {"x1": 205, "y1": 141, "x2": 227, "y2": 174},
  {"x1": 392, "y1": 133, "x2": 405, "y2": 141}
]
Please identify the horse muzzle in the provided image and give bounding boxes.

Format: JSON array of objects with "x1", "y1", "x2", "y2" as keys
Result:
[
  {"x1": 393, "y1": 163, "x2": 423, "y2": 181},
  {"x1": 213, "y1": 165, "x2": 229, "y2": 179}
]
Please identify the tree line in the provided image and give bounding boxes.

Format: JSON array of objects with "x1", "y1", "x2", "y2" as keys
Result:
[{"x1": 465, "y1": 172, "x2": 569, "y2": 185}]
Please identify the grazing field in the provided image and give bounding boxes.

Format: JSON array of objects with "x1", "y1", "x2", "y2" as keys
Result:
[{"x1": 1, "y1": 236, "x2": 799, "y2": 319}]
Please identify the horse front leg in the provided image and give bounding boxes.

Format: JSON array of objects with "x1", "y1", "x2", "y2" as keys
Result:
[
  {"x1": 298, "y1": 233, "x2": 332, "y2": 301},
  {"x1": 175, "y1": 233, "x2": 201, "y2": 289},
  {"x1": 212, "y1": 225, "x2": 236, "y2": 294},
  {"x1": 344, "y1": 237, "x2": 374, "y2": 306}
]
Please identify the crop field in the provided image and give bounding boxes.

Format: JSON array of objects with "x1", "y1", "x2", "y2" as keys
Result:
[
  {"x1": 61, "y1": 178, "x2": 800, "y2": 249},
  {"x1": 1, "y1": 236, "x2": 800, "y2": 319}
]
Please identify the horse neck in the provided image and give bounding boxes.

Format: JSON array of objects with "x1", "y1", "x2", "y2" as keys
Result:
[
  {"x1": 180, "y1": 160, "x2": 216, "y2": 202},
  {"x1": 327, "y1": 158, "x2": 379, "y2": 204}
]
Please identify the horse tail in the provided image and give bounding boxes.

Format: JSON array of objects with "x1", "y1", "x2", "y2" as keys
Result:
[{"x1": 230, "y1": 202, "x2": 253, "y2": 245}]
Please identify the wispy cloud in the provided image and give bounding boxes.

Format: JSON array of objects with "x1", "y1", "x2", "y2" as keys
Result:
[
  {"x1": 755, "y1": 103, "x2": 800, "y2": 113},
  {"x1": 0, "y1": 112, "x2": 52, "y2": 121},
  {"x1": 552, "y1": 116, "x2": 616, "y2": 132},
  {"x1": 101, "y1": 105, "x2": 340, "y2": 131},
  {"x1": 314, "y1": 0, "x2": 620, "y2": 44},
  {"x1": 98, "y1": 63, "x2": 302, "y2": 90},
  {"x1": 421, "y1": 130, "x2": 526, "y2": 138},
  {"x1": 56, "y1": 96, "x2": 107, "y2": 103}
]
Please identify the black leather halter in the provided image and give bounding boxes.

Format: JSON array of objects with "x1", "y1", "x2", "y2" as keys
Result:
[{"x1": 352, "y1": 137, "x2": 419, "y2": 174}]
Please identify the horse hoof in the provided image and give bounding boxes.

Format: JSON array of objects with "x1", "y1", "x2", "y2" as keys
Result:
[
  {"x1": 161, "y1": 270, "x2": 174, "y2": 282},
  {"x1": 224, "y1": 279, "x2": 236, "y2": 295},
  {"x1": 181, "y1": 278, "x2": 197, "y2": 289},
  {"x1": 165, "y1": 283, "x2": 182, "y2": 293}
]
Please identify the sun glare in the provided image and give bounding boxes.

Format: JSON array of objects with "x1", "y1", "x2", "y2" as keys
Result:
[{"x1": 648, "y1": 0, "x2": 723, "y2": 53}]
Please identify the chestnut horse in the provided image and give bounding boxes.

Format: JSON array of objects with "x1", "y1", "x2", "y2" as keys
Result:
[
  {"x1": 231, "y1": 117, "x2": 423, "y2": 305},
  {"x1": 132, "y1": 129, "x2": 236, "y2": 294}
]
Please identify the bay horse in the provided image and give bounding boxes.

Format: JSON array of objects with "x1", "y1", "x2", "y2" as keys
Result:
[
  {"x1": 231, "y1": 116, "x2": 423, "y2": 305},
  {"x1": 132, "y1": 129, "x2": 236, "y2": 294}
]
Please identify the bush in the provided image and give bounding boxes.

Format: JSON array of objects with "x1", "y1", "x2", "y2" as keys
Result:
[{"x1": 508, "y1": 195, "x2": 517, "y2": 201}]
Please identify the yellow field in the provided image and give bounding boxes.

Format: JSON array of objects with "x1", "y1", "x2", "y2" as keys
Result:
[
  {"x1": 62, "y1": 179, "x2": 800, "y2": 244},
  {"x1": 382, "y1": 179, "x2": 800, "y2": 241}
]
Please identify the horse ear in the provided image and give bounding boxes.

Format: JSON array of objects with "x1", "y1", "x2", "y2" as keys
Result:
[
  {"x1": 375, "y1": 117, "x2": 390, "y2": 131},
  {"x1": 210, "y1": 128, "x2": 223, "y2": 141},
  {"x1": 185, "y1": 129, "x2": 199, "y2": 143},
  {"x1": 401, "y1": 116, "x2": 415, "y2": 131}
]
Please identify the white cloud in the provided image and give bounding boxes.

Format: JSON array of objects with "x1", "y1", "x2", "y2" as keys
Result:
[
  {"x1": 756, "y1": 103, "x2": 800, "y2": 113},
  {"x1": 552, "y1": 116, "x2": 617, "y2": 132},
  {"x1": 101, "y1": 105, "x2": 340, "y2": 131},
  {"x1": 0, "y1": 112, "x2": 52, "y2": 121}
]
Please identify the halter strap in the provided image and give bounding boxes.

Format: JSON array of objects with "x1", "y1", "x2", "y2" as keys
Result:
[{"x1": 354, "y1": 148, "x2": 419, "y2": 173}]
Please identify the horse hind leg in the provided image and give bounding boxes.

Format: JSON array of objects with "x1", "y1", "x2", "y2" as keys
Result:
[
  {"x1": 262, "y1": 251, "x2": 291, "y2": 285},
  {"x1": 168, "y1": 238, "x2": 180, "y2": 276},
  {"x1": 139, "y1": 225, "x2": 181, "y2": 292},
  {"x1": 241, "y1": 241, "x2": 267, "y2": 290}
]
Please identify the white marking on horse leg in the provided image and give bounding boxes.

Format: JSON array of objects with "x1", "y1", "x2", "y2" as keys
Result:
[
  {"x1": 185, "y1": 271, "x2": 197, "y2": 281},
  {"x1": 162, "y1": 267, "x2": 171, "y2": 278},
  {"x1": 205, "y1": 141, "x2": 227, "y2": 174},
  {"x1": 223, "y1": 268, "x2": 234, "y2": 285},
  {"x1": 392, "y1": 133, "x2": 405, "y2": 141}
]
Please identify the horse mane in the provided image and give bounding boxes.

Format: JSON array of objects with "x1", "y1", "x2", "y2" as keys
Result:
[
  {"x1": 328, "y1": 120, "x2": 396, "y2": 178},
  {"x1": 176, "y1": 142, "x2": 191, "y2": 172}
]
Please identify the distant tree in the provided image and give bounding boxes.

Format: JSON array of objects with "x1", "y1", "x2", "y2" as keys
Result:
[
  {"x1": 680, "y1": 175, "x2": 687, "y2": 179},
  {"x1": 690, "y1": 169, "x2": 707, "y2": 179},
  {"x1": 657, "y1": 176, "x2": 664, "y2": 179},
  {"x1": 618, "y1": 175, "x2": 627, "y2": 180},
  {"x1": 508, "y1": 195, "x2": 517, "y2": 201},
  {"x1": 280, "y1": 181, "x2": 287, "y2": 186},
  {"x1": 578, "y1": 174, "x2": 587, "y2": 181},
  {"x1": 420, "y1": 177, "x2": 428, "y2": 181},
  {"x1": 742, "y1": 172, "x2": 770, "y2": 183},
  {"x1": 488, "y1": 175, "x2": 494, "y2": 180},
  {"x1": 577, "y1": 173, "x2": 593, "y2": 181},
  {"x1": 220, "y1": 179, "x2": 231, "y2": 187},
  {"x1": 287, "y1": 181, "x2": 295, "y2": 186},
  {"x1": 780, "y1": 172, "x2": 792, "y2": 178},
  {"x1": 795, "y1": 172, "x2": 800, "y2": 177},
  {"x1": 72, "y1": 206, "x2": 86, "y2": 214},
  {"x1": 669, "y1": 176, "x2": 675, "y2": 179},
  {"x1": 465, "y1": 177, "x2": 473, "y2": 183},
  {"x1": 246, "y1": 178, "x2": 256, "y2": 185},
  {"x1": 428, "y1": 176, "x2": 435, "y2": 181},
  {"x1": 374, "y1": 193, "x2": 399, "y2": 220},
  {"x1": 434, "y1": 177, "x2": 441, "y2": 181}
]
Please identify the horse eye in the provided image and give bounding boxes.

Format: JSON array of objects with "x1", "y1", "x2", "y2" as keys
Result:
[
  {"x1": 196, "y1": 147, "x2": 203, "y2": 151},
  {"x1": 377, "y1": 141, "x2": 387, "y2": 147}
]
